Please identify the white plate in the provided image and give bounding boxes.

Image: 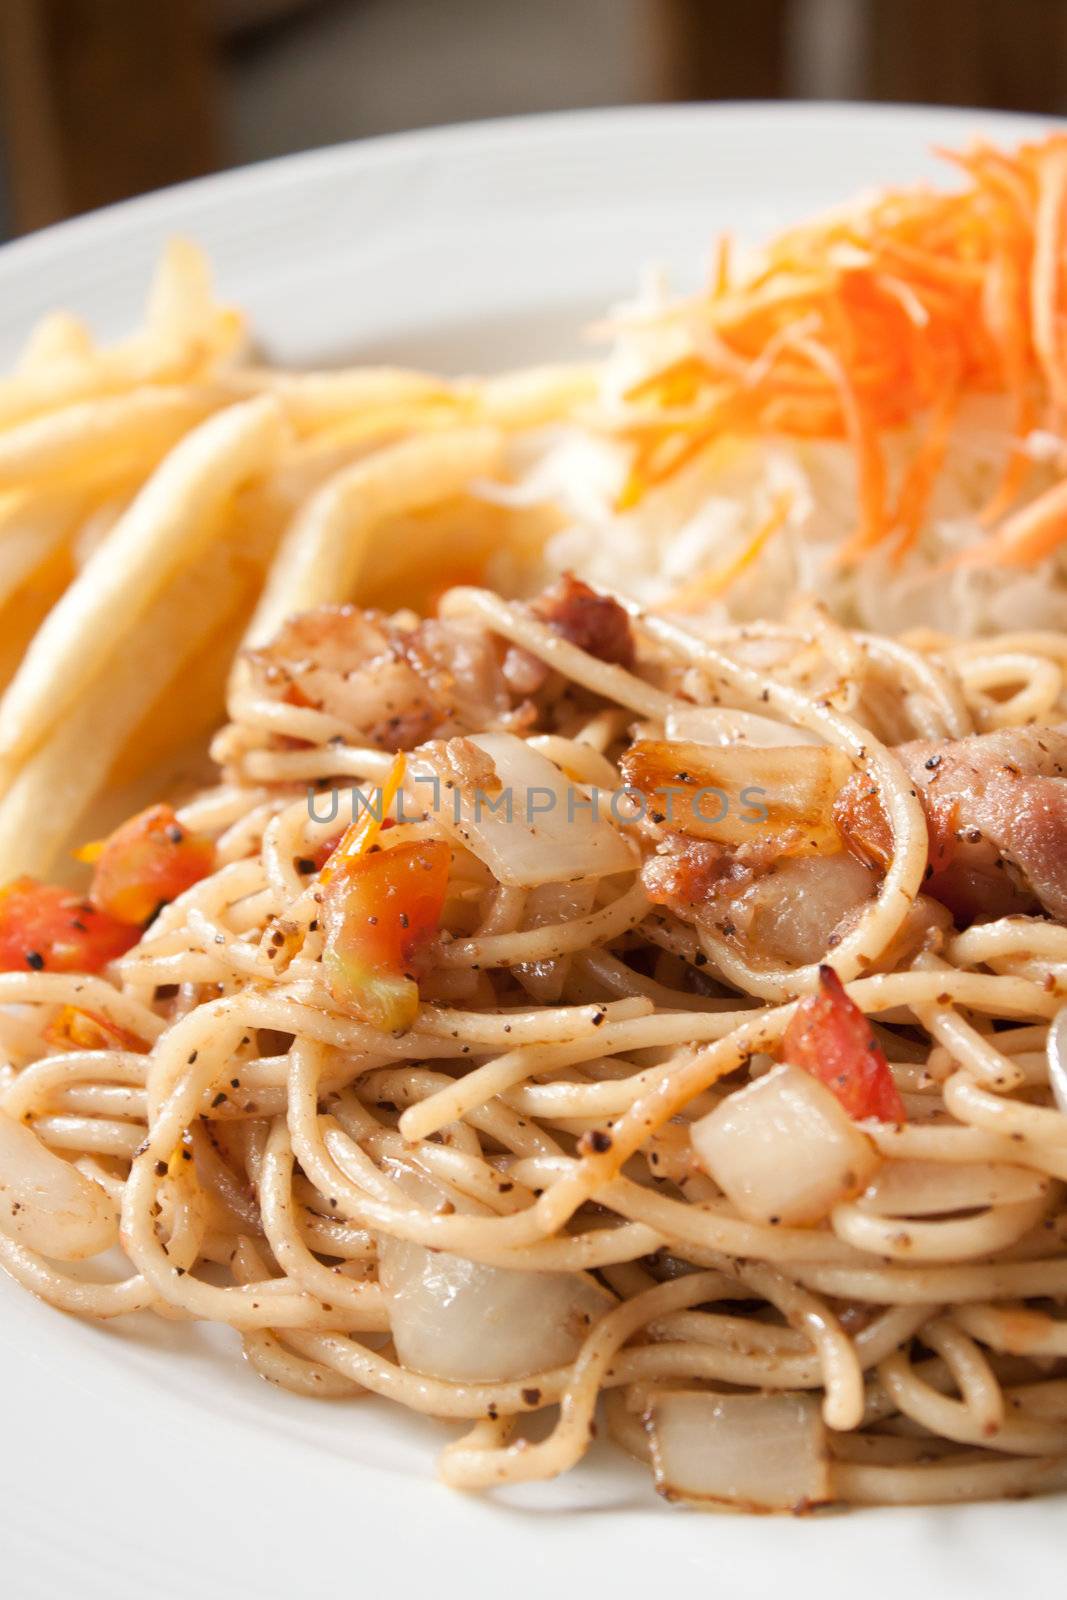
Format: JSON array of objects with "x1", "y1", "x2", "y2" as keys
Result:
[{"x1": 0, "y1": 104, "x2": 1062, "y2": 1600}]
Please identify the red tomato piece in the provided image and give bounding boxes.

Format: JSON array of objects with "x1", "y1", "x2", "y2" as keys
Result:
[
  {"x1": 322, "y1": 840, "x2": 450, "y2": 1031},
  {"x1": 782, "y1": 964, "x2": 906, "y2": 1123},
  {"x1": 90, "y1": 804, "x2": 215, "y2": 926},
  {"x1": 0, "y1": 877, "x2": 138, "y2": 974}
]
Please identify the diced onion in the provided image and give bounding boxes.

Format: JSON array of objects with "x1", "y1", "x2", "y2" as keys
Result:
[
  {"x1": 409, "y1": 731, "x2": 637, "y2": 887},
  {"x1": 645, "y1": 1389, "x2": 832, "y2": 1511},
  {"x1": 377, "y1": 1235, "x2": 614, "y2": 1381},
  {"x1": 666, "y1": 705, "x2": 822, "y2": 748},
  {"x1": 620, "y1": 738, "x2": 853, "y2": 850},
  {"x1": 0, "y1": 1111, "x2": 119, "y2": 1260},
  {"x1": 515, "y1": 879, "x2": 596, "y2": 1002},
  {"x1": 1048, "y1": 1006, "x2": 1067, "y2": 1116},
  {"x1": 691, "y1": 1063, "x2": 880, "y2": 1226}
]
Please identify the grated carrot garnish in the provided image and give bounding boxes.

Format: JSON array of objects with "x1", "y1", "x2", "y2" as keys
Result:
[
  {"x1": 318, "y1": 751, "x2": 407, "y2": 883},
  {"x1": 955, "y1": 474, "x2": 1067, "y2": 568},
  {"x1": 710, "y1": 233, "x2": 733, "y2": 299},
  {"x1": 614, "y1": 132, "x2": 1067, "y2": 571},
  {"x1": 1029, "y1": 142, "x2": 1067, "y2": 413},
  {"x1": 891, "y1": 379, "x2": 960, "y2": 563}
]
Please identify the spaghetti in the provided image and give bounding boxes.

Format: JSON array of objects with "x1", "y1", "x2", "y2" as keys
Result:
[{"x1": 1, "y1": 579, "x2": 1066, "y2": 1511}]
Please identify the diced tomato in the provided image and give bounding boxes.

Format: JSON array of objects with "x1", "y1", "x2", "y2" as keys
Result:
[
  {"x1": 322, "y1": 839, "x2": 450, "y2": 1031},
  {"x1": 43, "y1": 1005, "x2": 149, "y2": 1053},
  {"x1": 88, "y1": 804, "x2": 214, "y2": 926},
  {"x1": 0, "y1": 877, "x2": 138, "y2": 974},
  {"x1": 782, "y1": 965, "x2": 906, "y2": 1123}
]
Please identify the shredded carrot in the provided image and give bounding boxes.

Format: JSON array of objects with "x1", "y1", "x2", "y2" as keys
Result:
[
  {"x1": 956, "y1": 474, "x2": 1067, "y2": 568},
  {"x1": 890, "y1": 378, "x2": 960, "y2": 563},
  {"x1": 710, "y1": 233, "x2": 733, "y2": 299},
  {"x1": 43, "y1": 1005, "x2": 148, "y2": 1055},
  {"x1": 660, "y1": 491, "x2": 794, "y2": 612},
  {"x1": 318, "y1": 751, "x2": 406, "y2": 883},
  {"x1": 615, "y1": 132, "x2": 1067, "y2": 571},
  {"x1": 1029, "y1": 142, "x2": 1067, "y2": 413}
]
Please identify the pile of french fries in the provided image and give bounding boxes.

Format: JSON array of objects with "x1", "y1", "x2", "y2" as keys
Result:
[{"x1": 0, "y1": 241, "x2": 597, "y2": 881}]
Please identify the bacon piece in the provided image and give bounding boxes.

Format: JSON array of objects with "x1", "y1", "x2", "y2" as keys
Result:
[
  {"x1": 246, "y1": 604, "x2": 514, "y2": 750},
  {"x1": 643, "y1": 834, "x2": 745, "y2": 912},
  {"x1": 531, "y1": 574, "x2": 635, "y2": 668},
  {"x1": 902, "y1": 724, "x2": 1067, "y2": 921},
  {"x1": 247, "y1": 606, "x2": 441, "y2": 749},
  {"x1": 643, "y1": 831, "x2": 877, "y2": 967},
  {"x1": 502, "y1": 645, "x2": 550, "y2": 697},
  {"x1": 837, "y1": 724, "x2": 1067, "y2": 923},
  {"x1": 730, "y1": 853, "x2": 877, "y2": 967},
  {"x1": 400, "y1": 617, "x2": 513, "y2": 734},
  {"x1": 834, "y1": 773, "x2": 958, "y2": 874}
]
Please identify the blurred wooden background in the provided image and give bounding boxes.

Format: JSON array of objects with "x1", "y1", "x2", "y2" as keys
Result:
[{"x1": 2, "y1": 0, "x2": 1066, "y2": 237}]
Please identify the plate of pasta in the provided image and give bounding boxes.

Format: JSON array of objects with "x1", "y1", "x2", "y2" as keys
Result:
[{"x1": 2, "y1": 102, "x2": 1067, "y2": 1599}]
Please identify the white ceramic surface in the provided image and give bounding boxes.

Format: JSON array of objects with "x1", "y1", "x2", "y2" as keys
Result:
[{"x1": 0, "y1": 104, "x2": 1061, "y2": 1600}]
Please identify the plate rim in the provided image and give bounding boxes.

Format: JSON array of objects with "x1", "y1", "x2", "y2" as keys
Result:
[{"x1": 0, "y1": 98, "x2": 1059, "y2": 281}]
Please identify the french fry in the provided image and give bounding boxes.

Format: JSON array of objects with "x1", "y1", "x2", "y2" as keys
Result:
[
  {"x1": 0, "y1": 488, "x2": 86, "y2": 609},
  {"x1": 221, "y1": 364, "x2": 598, "y2": 435},
  {"x1": 0, "y1": 240, "x2": 600, "y2": 885},
  {"x1": 467, "y1": 362, "x2": 600, "y2": 428},
  {"x1": 0, "y1": 395, "x2": 286, "y2": 771},
  {"x1": 243, "y1": 425, "x2": 502, "y2": 647},
  {"x1": 0, "y1": 239, "x2": 242, "y2": 432},
  {"x1": 145, "y1": 237, "x2": 245, "y2": 364},
  {"x1": 0, "y1": 540, "x2": 250, "y2": 879},
  {"x1": 0, "y1": 542, "x2": 73, "y2": 697},
  {"x1": 0, "y1": 386, "x2": 220, "y2": 489},
  {"x1": 351, "y1": 496, "x2": 504, "y2": 612},
  {"x1": 16, "y1": 311, "x2": 94, "y2": 373},
  {"x1": 71, "y1": 489, "x2": 137, "y2": 570},
  {"x1": 110, "y1": 609, "x2": 248, "y2": 792},
  {"x1": 218, "y1": 367, "x2": 458, "y2": 433}
]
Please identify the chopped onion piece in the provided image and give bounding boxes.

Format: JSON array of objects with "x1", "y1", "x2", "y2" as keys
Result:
[
  {"x1": 666, "y1": 705, "x2": 822, "y2": 749},
  {"x1": 691, "y1": 1063, "x2": 880, "y2": 1226},
  {"x1": 377, "y1": 1235, "x2": 614, "y2": 1381},
  {"x1": 515, "y1": 879, "x2": 596, "y2": 1002},
  {"x1": 620, "y1": 738, "x2": 853, "y2": 850},
  {"x1": 646, "y1": 1389, "x2": 831, "y2": 1511},
  {"x1": 0, "y1": 1111, "x2": 119, "y2": 1260},
  {"x1": 408, "y1": 731, "x2": 637, "y2": 887},
  {"x1": 1048, "y1": 1006, "x2": 1067, "y2": 1116}
]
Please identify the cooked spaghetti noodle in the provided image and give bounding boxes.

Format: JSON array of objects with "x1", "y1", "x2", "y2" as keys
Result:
[{"x1": 1, "y1": 578, "x2": 1066, "y2": 1512}]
